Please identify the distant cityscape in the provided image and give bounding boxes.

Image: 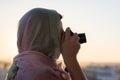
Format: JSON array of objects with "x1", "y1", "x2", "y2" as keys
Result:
[
  {"x1": 0, "y1": 61, "x2": 120, "y2": 80},
  {"x1": 83, "y1": 63, "x2": 120, "y2": 80}
]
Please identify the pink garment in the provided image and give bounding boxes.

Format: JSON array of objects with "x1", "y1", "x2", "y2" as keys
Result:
[
  {"x1": 6, "y1": 8, "x2": 70, "y2": 80},
  {"x1": 14, "y1": 51, "x2": 70, "y2": 80}
]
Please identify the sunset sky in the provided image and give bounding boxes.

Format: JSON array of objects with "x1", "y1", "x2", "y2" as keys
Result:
[{"x1": 0, "y1": 0, "x2": 120, "y2": 63}]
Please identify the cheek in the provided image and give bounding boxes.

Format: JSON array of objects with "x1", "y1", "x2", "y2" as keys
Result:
[
  {"x1": 60, "y1": 29, "x2": 64, "y2": 38},
  {"x1": 60, "y1": 30, "x2": 64, "y2": 44},
  {"x1": 60, "y1": 30, "x2": 65, "y2": 52}
]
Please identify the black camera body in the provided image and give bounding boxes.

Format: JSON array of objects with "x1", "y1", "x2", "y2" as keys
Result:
[{"x1": 70, "y1": 30, "x2": 87, "y2": 44}]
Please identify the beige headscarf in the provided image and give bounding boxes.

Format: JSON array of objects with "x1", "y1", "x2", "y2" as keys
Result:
[{"x1": 17, "y1": 8, "x2": 62, "y2": 59}]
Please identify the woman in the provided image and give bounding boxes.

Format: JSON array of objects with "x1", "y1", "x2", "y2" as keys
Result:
[{"x1": 6, "y1": 8, "x2": 87, "y2": 80}]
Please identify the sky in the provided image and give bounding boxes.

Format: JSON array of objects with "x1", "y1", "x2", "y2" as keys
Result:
[{"x1": 0, "y1": 0, "x2": 120, "y2": 63}]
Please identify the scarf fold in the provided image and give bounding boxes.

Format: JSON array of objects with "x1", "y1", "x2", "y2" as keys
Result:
[
  {"x1": 7, "y1": 51, "x2": 70, "y2": 80},
  {"x1": 6, "y1": 8, "x2": 67, "y2": 80}
]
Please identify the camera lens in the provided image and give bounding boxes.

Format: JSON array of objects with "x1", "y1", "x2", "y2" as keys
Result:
[{"x1": 78, "y1": 33, "x2": 87, "y2": 44}]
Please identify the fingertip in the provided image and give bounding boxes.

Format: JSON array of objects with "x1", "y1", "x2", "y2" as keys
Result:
[
  {"x1": 66, "y1": 27, "x2": 70, "y2": 31},
  {"x1": 65, "y1": 27, "x2": 71, "y2": 34},
  {"x1": 74, "y1": 33, "x2": 78, "y2": 36},
  {"x1": 68, "y1": 27, "x2": 70, "y2": 30},
  {"x1": 65, "y1": 27, "x2": 71, "y2": 40}
]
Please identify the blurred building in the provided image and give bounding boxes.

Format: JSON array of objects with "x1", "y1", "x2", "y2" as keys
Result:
[
  {"x1": 0, "y1": 61, "x2": 10, "y2": 80},
  {"x1": 0, "y1": 68, "x2": 7, "y2": 80},
  {"x1": 84, "y1": 65, "x2": 119, "y2": 80}
]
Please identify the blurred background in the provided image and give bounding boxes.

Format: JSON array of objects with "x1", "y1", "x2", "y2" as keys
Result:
[{"x1": 0, "y1": 0, "x2": 120, "y2": 80}]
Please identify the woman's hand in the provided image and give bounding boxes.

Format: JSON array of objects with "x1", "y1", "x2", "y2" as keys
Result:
[
  {"x1": 61, "y1": 27, "x2": 80, "y2": 59},
  {"x1": 61, "y1": 27, "x2": 88, "y2": 80}
]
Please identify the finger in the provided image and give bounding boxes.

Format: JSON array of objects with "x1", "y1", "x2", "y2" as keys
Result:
[
  {"x1": 71, "y1": 33, "x2": 79, "y2": 42},
  {"x1": 72, "y1": 33, "x2": 80, "y2": 47},
  {"x1": 65, "y1": 27, "x2": 71, "y2": 40}
]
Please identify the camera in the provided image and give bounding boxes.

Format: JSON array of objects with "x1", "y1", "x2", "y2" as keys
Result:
[{"x1": 70, "y1": 30, "x2": 87, "y2": 44}]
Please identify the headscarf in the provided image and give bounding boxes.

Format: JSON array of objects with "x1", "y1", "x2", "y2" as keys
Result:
[
  {"x1": 6, "y1": 8, "x2": 71, "y2": 80},
  {"x1": 17, "y1": 8, "x2": 62, "y2": 59}
]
